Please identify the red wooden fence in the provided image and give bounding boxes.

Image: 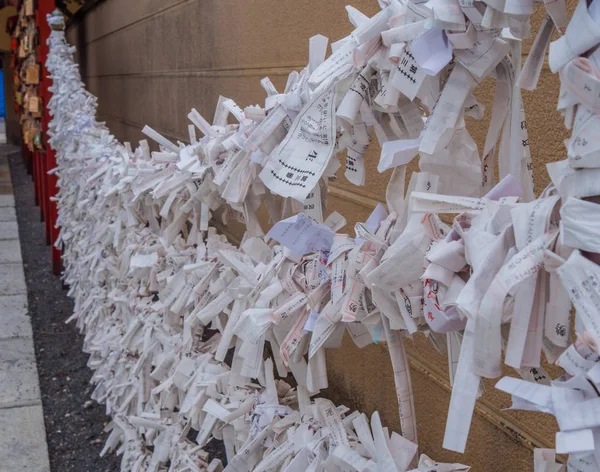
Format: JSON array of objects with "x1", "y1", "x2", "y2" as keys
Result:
[{"x1": 23, "y1": 0, "x2": 60, "y2": 274}]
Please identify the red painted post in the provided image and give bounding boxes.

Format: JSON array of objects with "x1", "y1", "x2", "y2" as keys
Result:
[
  {"x1": 30, "y1": 148, "x2": 39, "y2": 204},
  {"x1": 43, "y1": 152, "x2": 51, "y2": 242},
  {"x1": 35, "y1": 151, "x2": 44, "y2": 213},
  {"x1": 40, "y1": 151, "x2": 48, "y2": 225},
  {"x1": 35, "y1": 10, "x2": 46, "y2": 236},
  {"x1": 37, "y1": 0, "x2": 61, "y2": 273},
  {"x1": 34, "y1": 10, "x2": 46, "y2": 228}
]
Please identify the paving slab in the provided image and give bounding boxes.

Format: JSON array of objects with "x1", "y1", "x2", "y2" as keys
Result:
[
  {"x1": 0, "y1": 169, "x2": 11, "y2": 185},
  {"x1": 0, "y1": 195, "x2": 14, "y2": 207},
  {"x1": 0, "y1": 221, "x2": 18, "y2": 240},
  {"x1": 0, "y1": 206, "x2": 16, "y2": 222},
  {"x1": 0, "y1": 313, "x2": 32, "y2": 339},
  {"x1": 0, "y1": 404, "x2": 50, "y2": 472},
  {"x1": 0, "y1": 263, "x2": 26, "y2": 295},
  {"x1": 0, "y1": 338, "x2": 40, "y2": 407},
  {"x1": 0, "y1": 239, "x2": 22, "y2": 264},
  {"x1": 0, "y1": 294, "x2": 27, "y2": 316},
  {"x1": 0, "y1": 295, "x2": 31, "y2": 340}
]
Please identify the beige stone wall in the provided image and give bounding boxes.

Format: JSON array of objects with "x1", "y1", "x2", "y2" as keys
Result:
[{"x1": 67, "y1": 1, "x2": 578, "y2": 468}]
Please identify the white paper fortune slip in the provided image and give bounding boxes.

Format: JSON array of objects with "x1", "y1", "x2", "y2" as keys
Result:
[{"x1": 45, "y1": 0, "x2": 600, "y2": 470}]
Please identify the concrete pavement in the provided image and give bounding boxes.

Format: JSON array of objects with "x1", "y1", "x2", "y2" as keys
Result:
[{"x1": 0, "y1": 145, "x2": 51, "y2": 472}]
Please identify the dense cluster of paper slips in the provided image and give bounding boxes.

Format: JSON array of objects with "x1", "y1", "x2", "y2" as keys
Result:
[{"x1": 45, "y1": 0, "x2": 600, "y2": 470}]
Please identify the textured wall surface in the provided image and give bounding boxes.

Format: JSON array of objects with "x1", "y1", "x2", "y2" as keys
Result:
[
  {"x1": 67, "y1": 1, "x2": 578, "y2": 468},
  {"x1": 0, "y1": 6, "x2": 17, "y2": 52}
]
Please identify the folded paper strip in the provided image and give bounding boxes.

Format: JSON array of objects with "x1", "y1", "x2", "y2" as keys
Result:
[{"x1": 46, "y1": 0, "x2": 600, "y2": 470}]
